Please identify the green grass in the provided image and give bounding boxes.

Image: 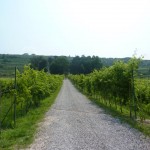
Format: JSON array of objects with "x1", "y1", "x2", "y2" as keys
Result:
[
  {"x1": 0, "y1": 83, "x2": 62, "y2": 150},
  {"x1": 89, "y1": 96, "x2": 150, "y2": 137}
]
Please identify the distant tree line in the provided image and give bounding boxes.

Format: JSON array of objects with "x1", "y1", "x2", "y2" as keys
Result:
[
  {"x1": 70, "y1": 56, "x2": 102, "y2": 74},
  {"x1": 0, "y1": 54, "x2": 150, "y2": 76},
  {"x1": 30, "y1": 55, "x2": 103, "y2": 75}
]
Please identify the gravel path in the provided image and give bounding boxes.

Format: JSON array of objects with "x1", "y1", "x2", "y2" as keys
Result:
[{"x1": 26, "y1": 79, "x2": 150, "y2": 150}]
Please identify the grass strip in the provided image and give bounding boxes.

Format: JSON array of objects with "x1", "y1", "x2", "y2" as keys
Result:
[{"x1": 0, "y1": 83, "x2": 62, "y2": 150}]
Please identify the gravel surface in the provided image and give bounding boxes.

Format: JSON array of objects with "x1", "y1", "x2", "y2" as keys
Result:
[{"x1": 26, "y1": 79, "x2": 150, "y2": 150}]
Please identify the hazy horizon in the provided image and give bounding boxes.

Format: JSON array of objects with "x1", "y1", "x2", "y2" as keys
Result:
[
  {"x1": 0, "y1": 0, "x2": 150, "y2": 59},
  {"x1": 0, "y1": 52, "x2": 147, "y2": 60}
]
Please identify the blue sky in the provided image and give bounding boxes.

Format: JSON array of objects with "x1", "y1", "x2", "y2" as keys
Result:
[{"x1": 0, "y1": 0, "x2": 150, "y2": 59}]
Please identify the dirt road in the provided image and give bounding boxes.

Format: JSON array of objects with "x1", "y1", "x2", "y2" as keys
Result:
[{"x1": 27, "y1": 79, "x2": 150, "y2": 150}]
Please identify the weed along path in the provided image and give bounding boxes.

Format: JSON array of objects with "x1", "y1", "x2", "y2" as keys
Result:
[{"x1": 26, "y1": 79, "x2": 150, "y2": 150}]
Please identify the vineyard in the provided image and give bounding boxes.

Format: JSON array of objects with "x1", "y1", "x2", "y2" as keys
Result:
[
  {"x1": 0, "y1": 66, "x2": 63, "y2": 129},
  {"x1": 0, "y1": 56, "x2": 150, "y2": 148},
  {"x1": 0, "y1": 65, "x2": 63, "y2": 146},
  {"x1": 69, "y1": 57, "x2": 150, "y2": 125}
]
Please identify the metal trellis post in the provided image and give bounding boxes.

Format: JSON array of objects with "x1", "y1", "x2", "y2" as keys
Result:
[{"x1": 14, "y1": 67, "x2": 17, "y2": 127}]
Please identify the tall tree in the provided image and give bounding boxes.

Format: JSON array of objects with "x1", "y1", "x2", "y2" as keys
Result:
[
  {"x1": 70, "y1": 55, "x2": 102, "y2": 74},
  {"x1": 30, "y1": 56, "x2": 48, "y2": 72},
  {"x1": 50, "y1": 56, "x2": 69, "y2": 74}
]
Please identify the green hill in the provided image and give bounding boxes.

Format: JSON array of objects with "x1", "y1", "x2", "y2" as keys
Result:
[
  {"x1": 0, "y1": 54, "x2": 31, "y2": 77},
  {"x1": 0, "y1": 54, "x2": 150, "y2": 77}
]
